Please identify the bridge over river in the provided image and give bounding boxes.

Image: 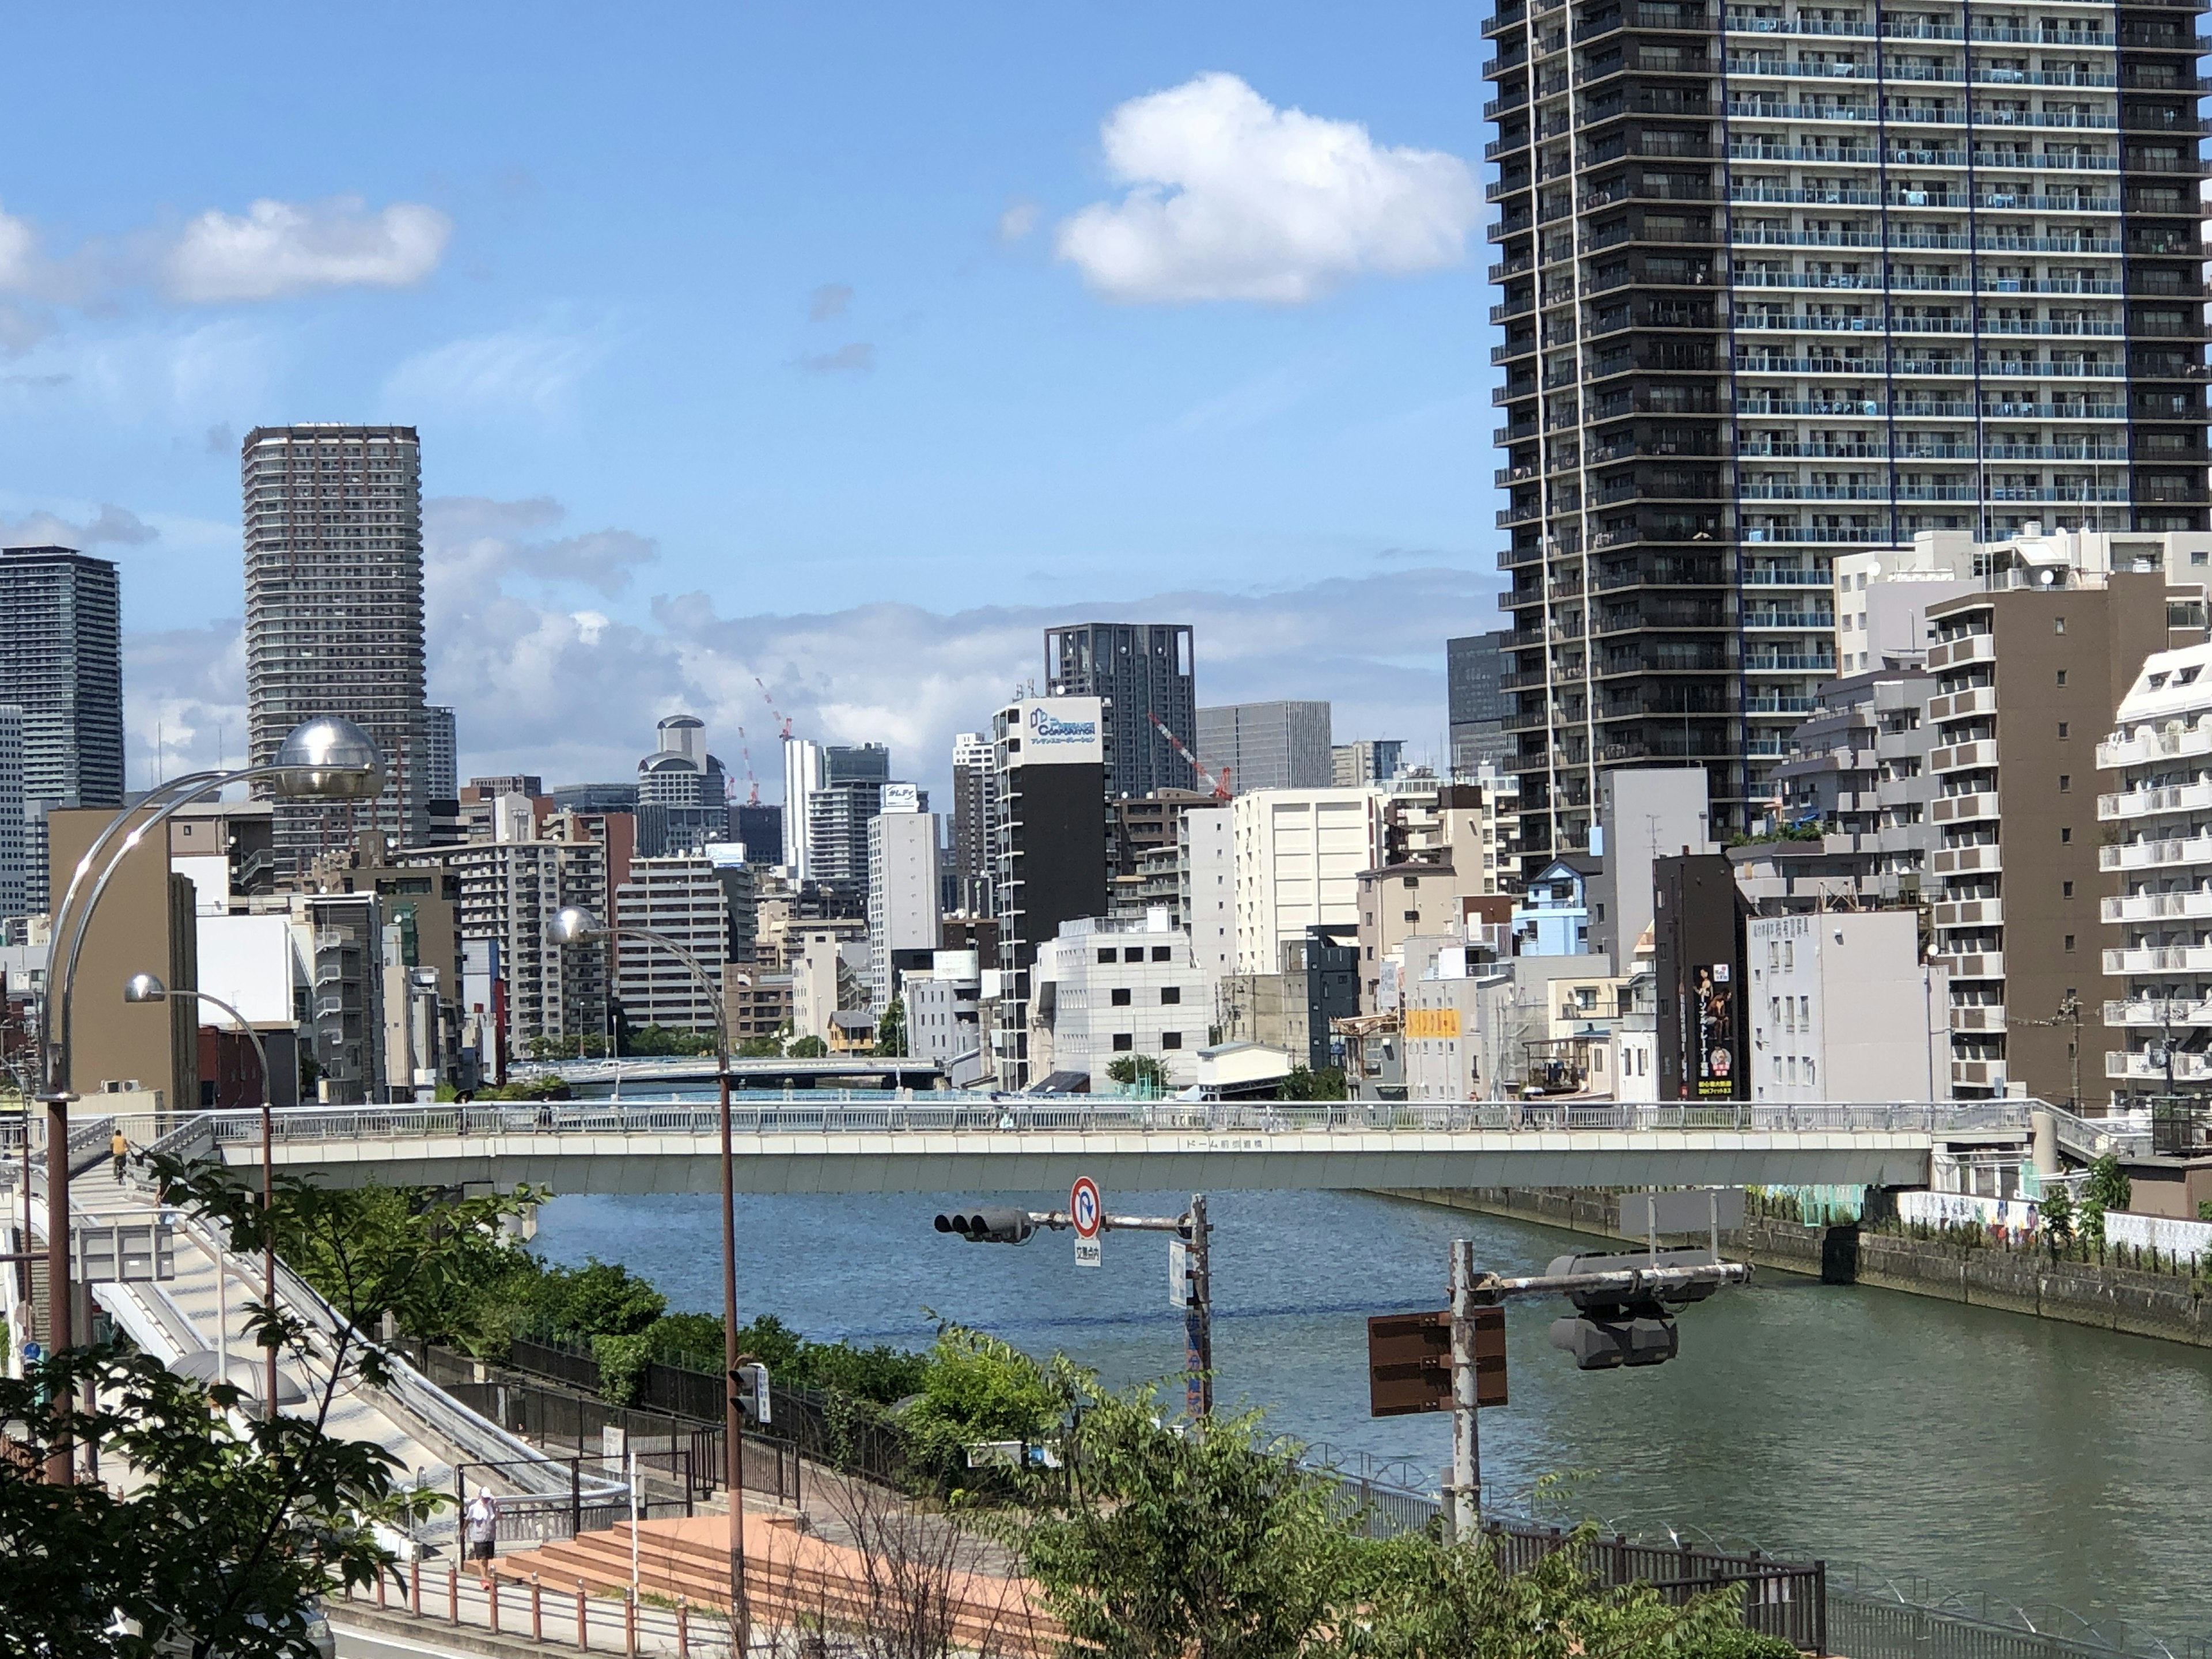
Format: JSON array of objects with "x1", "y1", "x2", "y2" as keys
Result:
[{"x1": 109, "y1": 1095, "x2": 2090, "y2": 1197}]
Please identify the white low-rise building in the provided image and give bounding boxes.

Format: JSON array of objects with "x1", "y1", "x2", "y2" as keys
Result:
[
  {"x1": 2098, "y1": 641, "x2": 2212, "y2": 1111},
  {"x1": 1029, "y1": 914, "x2": 1211, "y2": 1089},
  {"x1": 1745, "y1": 910, "x2": 1947, "y2": 1103},
  {"x1": 1231, "y1": 787, "x2": 1385, "y2": 976}
]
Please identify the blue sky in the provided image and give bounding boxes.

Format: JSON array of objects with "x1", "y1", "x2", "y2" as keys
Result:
[{"x1": 1, "y1": 3, "x2": 1506, "y2": 798}]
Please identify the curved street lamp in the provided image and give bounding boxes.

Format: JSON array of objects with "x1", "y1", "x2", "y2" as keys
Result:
[
  {"x1": 124, "y1": 974, "x2": 282, "y2": 1421},
  {"x1": 37, "y1": 716, "x2": 382, "y2": 1483},
  {"x1": 546, "y1": 905, "x2": 745, "y2": 1646}
]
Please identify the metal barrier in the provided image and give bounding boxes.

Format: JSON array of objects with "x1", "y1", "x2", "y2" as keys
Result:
[{"x1": 79, "y1": 1096, "x2": 2041, "y2": 1153}]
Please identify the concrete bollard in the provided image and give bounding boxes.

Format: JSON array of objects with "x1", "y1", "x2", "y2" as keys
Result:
[
  {"x1": 578, "y1": 1579, "x2": 590, "y2": 1650},
  {"x1": 532, "y1": 1573, "x2": 544, "y2": 1642}
]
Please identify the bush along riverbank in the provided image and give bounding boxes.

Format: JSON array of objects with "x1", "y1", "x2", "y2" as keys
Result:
[{"x1": 275, "y1": 1181, "x2": 1076, "y2": 1495}]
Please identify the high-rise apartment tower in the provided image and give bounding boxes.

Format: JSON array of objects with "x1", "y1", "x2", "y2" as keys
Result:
[
  {"x1": 243, "y1": 425, "x2": 429, "y2": 866},
  {"x1": 1483, "y1": 0, "x2": 2209, "y2": 868},
  {"x1": 1046, "y1": 623, "x2": 1195, "y2": 797},
  {"x1": 0, "y1": 544, "x2": 124, "y2": 909}
]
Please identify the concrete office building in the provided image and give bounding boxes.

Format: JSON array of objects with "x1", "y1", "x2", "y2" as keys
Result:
[
  {"x1": 1029, "y1": 915, "x2": 1210, "y2": 1089},
  {"x1": 0, "y1": 708, "x2": 23, "y2": 921},
  {"x1": 47, "y1": 806, "x2": 200, "y2": 1109},
  {"x1": 1047, "y1": 623, "x2": 1195, "y2": 797},
  {"x1": 807, "y1": 779, "x2": 885, "y2": 904},
  {"x1": 1484, "y1": 0, "x2": 2210, "y2": 863},
  {"x1": 1588, "y1": 767, "x2": 1713, "y2": 964},
  {"x1": 1180, "y1": 803, "x2": 1235, "y2": 986},
  {"x1": 907, "y1": 949, "x2": 983, "y2": 1083},
  {"x1": 613, "y1": 854, "x2": 730, "y2": 1034},
  {"x1": 423, "y1": 706, "x2": 457, "y2": 801},
  {"x1": 782, "y1": 738, "x2": 821, "y2": 873},
  {"x1": 1747, "y1": 911, "x2": 1946, "y2": 1102},
  {"x1": 0, "y1": 544, "x2": 124, "y2": 909},
  {"x1": 2097, "y1": 640, "x2": 2212, "y2": 1112},
  {"x1": 1736, "y1": 665, "x2": 1943, "y2": 911},
  {"x1": 400, "y1": 809, "x2": 610, "y2": 1054},
  {"x1": 242, "y1": 425, "x2": 430, "y2": 866},
  {"x1": 1924, "y1": 547, "x2": 2205, "y2": 1100},
  {"x1": 637, "y1": 714, "x2": 732, "y2": 855},
  {"x1": 732, "y1": 804, "x2": 782, "y2": 868},
  {"x1": 1230, "y1": 787, "x2": 1385, "y2": 976},
  {"x1": 1196, "y1": 701, "x2": 1333, "y2": 793},
  {"x1": 867, "y1": 792, "x2": 942, "y2": 1010},
  {"x1": 950, "y1": 731, "x2": 994, "y2": 914},
  {"x1": 990, "y1": 695, "x2": 1111, "y2": 1088},
  {"x1": 1446, "y1": 631, "x2": 1512, "y2": 781},
  {"x1": 1334, "y1": 740, "x2": 1406, "y2": 789}
]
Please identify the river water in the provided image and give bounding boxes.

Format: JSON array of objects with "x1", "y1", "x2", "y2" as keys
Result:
[{"x1": 531, "y1": 1187, "x2": 2212, "y2": 1647}]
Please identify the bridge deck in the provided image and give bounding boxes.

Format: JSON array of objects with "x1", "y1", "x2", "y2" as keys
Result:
[{"x1": 105, "y1": 1098, "x2": 2037, "y2": 1196}]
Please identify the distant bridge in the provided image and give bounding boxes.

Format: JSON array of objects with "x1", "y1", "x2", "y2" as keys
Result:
[
  {"x1": 108, "y1": 1097, "x2": 2066, "y2": 1198},
  {"x1": 513, "y1": 1055, "x2": 946, "y2": 1092}
]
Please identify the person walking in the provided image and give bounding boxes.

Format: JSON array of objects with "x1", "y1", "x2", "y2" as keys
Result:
[
  {"x1": 110, "y1": 1128, "x2": 129, "y2": 1183},
  {"x1": 465, "y1": 1486, "x2": 501, "y2": 1585}
]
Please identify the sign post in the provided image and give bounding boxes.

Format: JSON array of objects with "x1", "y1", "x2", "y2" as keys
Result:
[{"x1": 1070, "y1": 1176, "x2": 1102, "y2": 1269}]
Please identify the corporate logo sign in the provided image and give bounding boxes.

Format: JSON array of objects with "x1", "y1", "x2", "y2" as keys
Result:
[{"x1": 1016, "y1": 697, "x2": 1105, "y2": 766}]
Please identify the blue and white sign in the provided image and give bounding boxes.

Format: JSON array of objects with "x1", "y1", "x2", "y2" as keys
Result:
[{"x1": 1013, "y1": 697, "x2": 1106, "y2": 766}]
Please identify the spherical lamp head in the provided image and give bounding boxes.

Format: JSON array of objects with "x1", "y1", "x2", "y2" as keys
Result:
[
  {"x1": 123, "y1": 972, "x2": 169, "y2": 1005},
  {"x1": 548, "y1": 906, "x2": 610, "y2": 948},
  {"x1": 272, "y1": 717, "x2": 387, "y2": 800}
]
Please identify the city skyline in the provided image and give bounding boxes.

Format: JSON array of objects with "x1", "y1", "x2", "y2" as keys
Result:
[{"x1": 0, "y1": 3, "x2": 1498, "y2": 807}]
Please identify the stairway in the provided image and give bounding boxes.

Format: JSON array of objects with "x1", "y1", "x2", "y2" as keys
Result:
[{"x1": 494, "y1": 1512, "x2": 1055, "y2": 1655}]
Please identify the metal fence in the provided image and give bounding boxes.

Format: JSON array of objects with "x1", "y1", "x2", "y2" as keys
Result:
[
  {"x1": 1484, "y1": 1521, "x2": 1826, "y2": 1653},
  {"x1": 502, "y1": 1332, "x2": 929, "y2": 1494},
  {"x1": 426, "y1": 1363, "x2": 804, "y2": 1511}
]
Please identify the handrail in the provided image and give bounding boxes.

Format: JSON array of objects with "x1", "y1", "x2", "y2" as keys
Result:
[{"x1": 101, "y1": 1097, "x2": 2043, "y2": 1146}]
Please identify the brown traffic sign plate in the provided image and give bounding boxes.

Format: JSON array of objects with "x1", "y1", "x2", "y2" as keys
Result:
[{"x1": 1367, "y1": 1308, "x2": 1506, "y2": 1416}]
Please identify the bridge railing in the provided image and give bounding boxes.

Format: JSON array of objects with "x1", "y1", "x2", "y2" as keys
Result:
[{"x1": 82, "y1": 1096, "x2": 2038, "y2": 1152}]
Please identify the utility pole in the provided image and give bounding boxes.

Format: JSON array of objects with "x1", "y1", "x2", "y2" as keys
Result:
[
  {"x1": 1181, "y1": 1194, "x2": 1213, "y2": 1419},
  {"x1": 1448, "y1": 1238, "x2": 1480, "y2": 1540}
]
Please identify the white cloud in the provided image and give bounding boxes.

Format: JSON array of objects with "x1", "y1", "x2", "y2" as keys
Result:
[
  {"x1": 384, "y1": 319, "x2": 612, "y2": 418},
  {"x1": 120, "y1": 492, "x2": 1498, "y2": 802},
  {"x1": 793, "y1": 342, "x2": 874, "y2": 375},
  {"x1": 0, "y1": 206, "x2": 35, "y2": 293},
  {"x1": 808, "y1": 282, "x2": 853, "y2": 322},
  {"x1": 166, "y1": 196, "x2": 451, "y2": 303},
  {"x1": 1056, "y1": 73, "x2": 1480, "y2": 304},
  {"x1": 997, "y1": 199, "x2": 1041, "y2": 244},
  {"x1": 0, "y1": 501, "x2": 157, "y2": 548}
]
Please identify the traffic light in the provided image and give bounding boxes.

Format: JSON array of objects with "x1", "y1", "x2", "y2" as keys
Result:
[
  {"x1": 933, "y1": 1207, "x2": 1036, "y2": 1244},
  {"x1": 1544, "y1": 1248, "x2": 1717, "y2": 1370}
]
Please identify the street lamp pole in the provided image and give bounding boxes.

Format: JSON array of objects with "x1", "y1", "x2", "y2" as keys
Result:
[
  {"x1": 123, "y1": 975, "x2": 278, "y2": 1419},
  {"x1": 36, "y1": 716, "x2": 383, "y2": 1484},
  {"x1": 548, "y1": 906, "x2": 745, "y2": 1651}
]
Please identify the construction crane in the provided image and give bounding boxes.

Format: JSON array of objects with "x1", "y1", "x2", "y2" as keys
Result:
[
  {"x1": 753, "y1": 676, "x2": 794, "y2": 741},
  {"x1": 735, "y1": 724, "x2": 762, "y2": 806},
  {"x1": 1148, "y1": 713, "x2": 1233, "y2": 802}
]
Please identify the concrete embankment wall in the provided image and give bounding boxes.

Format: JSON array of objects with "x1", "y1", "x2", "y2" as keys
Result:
[{"x1": 1385, "y1": 1186, "x2": 2212, "y2": 1350}]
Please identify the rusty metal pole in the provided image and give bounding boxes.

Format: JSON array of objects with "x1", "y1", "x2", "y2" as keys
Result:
[{"x1": 719, "y1": 1035, "x2": 747, "y2": 1654}]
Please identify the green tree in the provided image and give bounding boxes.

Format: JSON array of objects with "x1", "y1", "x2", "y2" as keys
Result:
[
  {"x1": 876, "y1": 994, "x2": 908, "y2": 1058},
  {"x1": 1278, "y1": 1065, "x2": 1348, "y2": 1101},
  {"x1": 1011, "y1": 1386, "x2": 1351, "y2": 1659},
  {"x1": 1105, "y1": 1054, "x2": 1166, "y2": 1093},
  {"x1": 900, "y1": 1325, "x2": 1072, "y2": 1480},
  {"x1": 1346, "y1": 1522, "x2": 1799, "y2": 1659},
  {"x1": 0, "y1": 1344, "x2": 435, "y2": 1659},
  {"x1": 623, "y1": 1024, "x2": 717, "y2": 1058},
  {"x1": 2085, "y1": 1153, "x2": 2132, "y2": 1215},
  {"x1": 1, "y1": 1153, "x2": 538, "y2": 1657},
  {"x1": 2041, "y1": 1182, "x2": 2077, "y2": 1251},
  {"x1": 539, "y1": 1257, "x2": 667, "y2": 1338},
  {"x1": 789, "y1": 1035, "x2": 829, "y2": 1058},
  {"x1": 736, "y1": 1034, "x2": 786, "y2": 1058}
]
